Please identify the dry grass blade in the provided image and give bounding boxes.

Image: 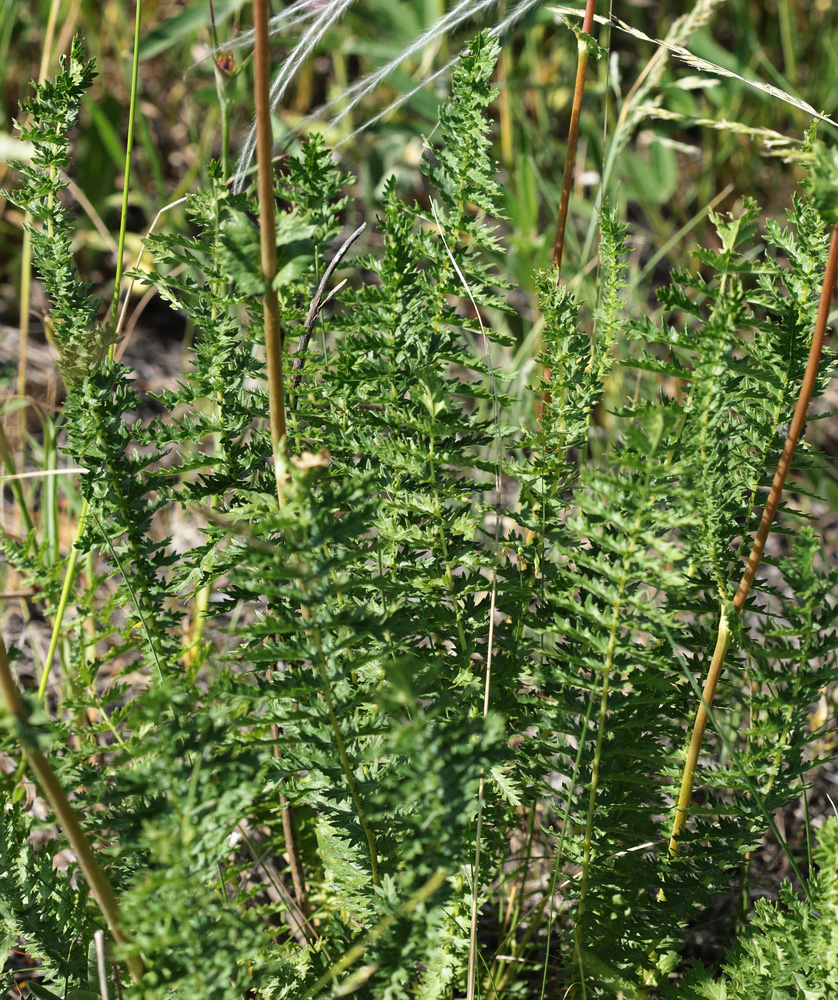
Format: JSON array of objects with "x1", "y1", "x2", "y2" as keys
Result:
[
  {"x1": 550, "y1": 5, "x2": 838, "y2": 129},
  {"x1": 636, "y1": 105, "x2": 803, "y2": 160},
  {"x1": 291, "y1": 221, "x2": 366, "y2": 395}
]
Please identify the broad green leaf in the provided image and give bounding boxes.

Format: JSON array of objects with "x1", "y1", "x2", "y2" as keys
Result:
[
  {"x1": 273, "y1": 213, "x2": 315, "y2": 288},
  {"x1": 140, "y1": 0, "x2": 247, "y2": 60},
  {"x1": 27, "y1": 985, "x2": 64, "y2": 1000},
  {"x1": 219, "y1": 211, "x2": 266, "y2": 296}
]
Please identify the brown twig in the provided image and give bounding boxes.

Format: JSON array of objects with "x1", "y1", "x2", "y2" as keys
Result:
[
  {"x1": 668, "y1": 221, "x2": 838, "y2": 857},
  {"x1": 253, "y1": 0, "x2": 288, "y2": 497},
  {"x1": 252, "y1": 0, "x2": 310, "y2": 918},
  {"x1": 551, "y1": 0, "x2": 597, "y2": 275},
  {"x1": 0, "y1": 634, "x2": 144, "y2": 982}
]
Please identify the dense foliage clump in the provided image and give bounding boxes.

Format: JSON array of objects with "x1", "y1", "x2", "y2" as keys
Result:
[{"x1": 1, "y1": 29, "x2": 838, "y2": 1000}]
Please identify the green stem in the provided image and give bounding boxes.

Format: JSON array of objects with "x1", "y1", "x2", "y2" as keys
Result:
[
  {"x1": 0, "y1": 425, "x2": 33, "y2": 536},
  {"x1": 0, "y1": 634, "x2": 143, "y2": 982},
  {"x1": 38, "y1": 499, "x2": 88, "y2": 702},
  {"x1": 109, "y1": 0, "x2": 144, "y2": 345},
  {"x1": 667, "y1": 610, "x2": 731, "y2": 857}
]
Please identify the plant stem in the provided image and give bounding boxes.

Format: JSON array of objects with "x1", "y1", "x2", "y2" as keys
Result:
[
  {"x1": 109, "y1": 0, "x2": 143, "y2": 347},
  {"x1": 668, "y1": 221, "x2": 838, "y2": 857},
  {"x1": 497, "y1": 1, "x2": 513, "y2": 167},
  {"x1": 0, "y1": 424, "x2": 33, "y2": 535},
  {"x1": 551, "y1": 0, "x2": 596, "y2": 274},
  {"x1": 38, "y1": 499, "x2": 88, "y2": 701},
  {"x1": 253, "y1": 0, "x2": 288, "y2": 498},
  {"x1": 252, "y1": 0, "x2": 308, "y2": 916},
  {"x1": 734, "y1": 225, "x2": 838, "y2": 606},
  {"x1": 0, "y1": 634, "x2": 143, "y2": 982}
]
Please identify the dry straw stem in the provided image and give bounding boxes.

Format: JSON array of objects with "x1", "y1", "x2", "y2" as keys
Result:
[
  {"x1": 668, "y1": 221, "x2": 838, "y2": 858},
  {"x1": 552, "y1": 0, "x2": 596, "y2": 274},
  {"x1": 291, "y1": 222, "x2": 366, "y2": 396},
  {"x1": 0, "y1": 634, "x2": 144, "y2": 983}
]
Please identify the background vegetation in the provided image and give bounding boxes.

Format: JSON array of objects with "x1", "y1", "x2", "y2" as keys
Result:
[{"x1": 1, "y1": 1, "x2": 838, "y2": 997}]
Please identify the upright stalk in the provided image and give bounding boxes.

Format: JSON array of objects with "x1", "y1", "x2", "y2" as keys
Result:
[
  {"x1": 0, "y1": 635, "x2": 143, "y2": 983},
  {"x1": 551, "y1": 0, "x2": 596, "y2": 274},
  {"x1": 38, "y1": 499, "x2": 89, "y2": 701},
  {"x1": 668, "y1": 222, "x2": 838, "y2": 857},
  {"x1": 252, "y1": 0, "x2": 305, "y2": 914},
  {"x1": 253, "y1": 0, "x2": 288, "y2": 498},
  {"x1": 109, "y1": 0, "x2": 144, "y2": 345}
]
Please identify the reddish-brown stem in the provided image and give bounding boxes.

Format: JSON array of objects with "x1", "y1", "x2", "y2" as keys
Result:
[
  {"x1": 551, "y1": 0, "x2": 597, "y2": 275},
  {"x1": 733, "y1": 222, "x2": 838, "y2": 610},
  {"x1": 669, "y1": 221, "x2": 838, "y2": 857},
  {"x1": 253, "y1": 0, "x2": 308, "y2": 916},
  {"x1": 253, "y1": 0, "x2": 288, "y2": 498}
]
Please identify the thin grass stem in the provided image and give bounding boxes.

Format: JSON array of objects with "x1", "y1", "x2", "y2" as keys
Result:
[
  {"x1": 38, "y1": 498, "x2": 88, "y2": 702},
  {"x1": 109, "y1": 0, "x2": 144, "y2": 347}
]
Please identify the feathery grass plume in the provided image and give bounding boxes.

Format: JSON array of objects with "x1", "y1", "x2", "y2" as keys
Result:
[
  {"x1": 233, "y1": 0, "x2": 543, "y2": 184},
  {"x1": 234, "y1": 0, "x2": 354, "y2": 190},
  {"x1": 337, "y1": 0, "x2": 543, "y2": 146},
  {"x1": 213, "y1": 0, "x2": 336, "y2": 57}
]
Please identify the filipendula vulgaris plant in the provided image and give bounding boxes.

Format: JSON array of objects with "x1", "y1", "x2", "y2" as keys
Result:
[{"x1": 2, "y1": 26, "x2": 838, "y2": 1000}]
